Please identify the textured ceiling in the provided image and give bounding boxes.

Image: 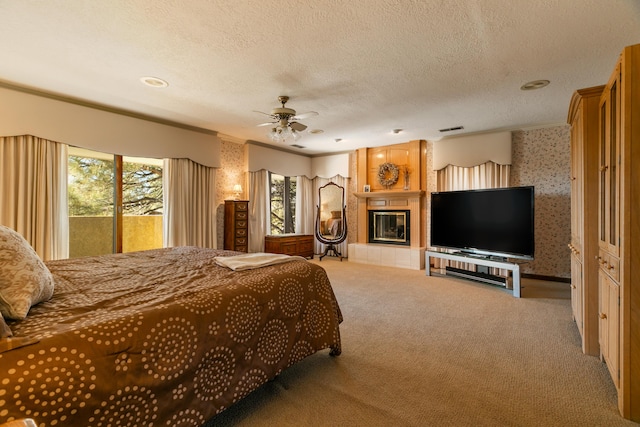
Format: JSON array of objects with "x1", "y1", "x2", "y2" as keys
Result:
[{"x1": 1, "y1": 1, "x2": 639, "y2": 154}]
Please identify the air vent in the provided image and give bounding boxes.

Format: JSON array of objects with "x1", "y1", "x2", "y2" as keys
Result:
[
  {"x1": 439, "y1": 126, "x2": 464, "y2": 133},
  {"x1": 290, "y1": 144, "x2": 305, "y2": 149}
]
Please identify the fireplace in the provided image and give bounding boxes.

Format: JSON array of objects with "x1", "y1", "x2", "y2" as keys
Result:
[{"x1": 368, "y1": 210, "x2": 410, "y2": 246}]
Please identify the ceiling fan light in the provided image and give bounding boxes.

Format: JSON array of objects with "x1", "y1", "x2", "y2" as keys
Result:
[{"x1": 268, "y1": 124, "x2": 300, "y2": 144}]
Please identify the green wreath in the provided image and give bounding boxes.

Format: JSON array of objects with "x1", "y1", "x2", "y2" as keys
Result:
[{"x1": 377, "y1": 162, "x2": 399, "y2": 187}]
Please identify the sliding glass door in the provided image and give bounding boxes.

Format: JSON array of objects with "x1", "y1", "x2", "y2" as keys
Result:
[{"x1": 67, "y1": 147, "x2": 163, "y2": 258}]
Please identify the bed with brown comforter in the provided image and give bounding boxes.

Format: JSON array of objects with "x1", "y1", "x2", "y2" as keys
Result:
[{"x1": 0, "y1": 246, "x2": 342, "y2": 426}]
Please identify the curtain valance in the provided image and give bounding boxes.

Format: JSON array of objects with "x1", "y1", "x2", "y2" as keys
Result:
[{"x1": 432, "y1": 131, "x2": 511, "y2": 170}]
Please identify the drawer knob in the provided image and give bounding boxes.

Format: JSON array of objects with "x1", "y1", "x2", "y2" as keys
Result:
[{"x1": 599, "y1": 312, "x2": 607, "y2": 320}]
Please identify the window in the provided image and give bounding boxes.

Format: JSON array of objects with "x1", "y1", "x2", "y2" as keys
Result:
[
  {"x1": 269, "y1": 173, "x2": 296, "y2": 234},
  {"x1": 68, "y1": 147, "x2": 163, "y2": 257}
]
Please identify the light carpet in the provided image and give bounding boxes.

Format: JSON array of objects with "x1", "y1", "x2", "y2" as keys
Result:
[{"x1": 208, "y1": 259, "x2": 638, "y2": 426}]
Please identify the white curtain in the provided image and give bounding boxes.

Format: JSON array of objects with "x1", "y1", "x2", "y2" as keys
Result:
[
  {"x1": 433, "y1": 161, "x2": 510, "y2": 275},
  {"x1": 313, "y1": 175, "x2": 349, "y2": 258},
  {"x1": 436, "y1": 161, "x2": 511, "y2": 191},
  {"x1": 163, "y1": 158, "x2": 216, "y2": 248},
  {"x1": 248, "y1": 169, "x2": 270, "y2": 253},
  {"x1": 295, "y1": 175, "x2": 314, "y2": 235},
  {"x1": 0, "y1": 135, "x2": 68, "y2": 260}
]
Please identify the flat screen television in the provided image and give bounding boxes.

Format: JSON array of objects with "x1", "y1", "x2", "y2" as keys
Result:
[{"x1": 430, "y1": 186, "x2": 535, "y2": 260}]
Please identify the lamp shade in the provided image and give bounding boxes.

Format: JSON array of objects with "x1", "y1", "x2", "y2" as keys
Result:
[{"x1": 232, "y1": 184, "x2": 243, "y2": 200}]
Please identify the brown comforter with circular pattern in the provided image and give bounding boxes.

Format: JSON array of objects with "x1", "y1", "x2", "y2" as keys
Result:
[{"x1": 0, "y1": 247, "x2": 342, "y2": 426}]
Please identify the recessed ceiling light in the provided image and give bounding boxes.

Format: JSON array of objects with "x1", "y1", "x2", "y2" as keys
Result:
[
  {"x1": 309, "y1": 129, "x2": 324, "y2": 134},
  {"x1": 520, "y1": 80, "x2": 550, "y2": 90},
  {"x1": 140, "y1": 76, "x2": 169, "y2": 88}
]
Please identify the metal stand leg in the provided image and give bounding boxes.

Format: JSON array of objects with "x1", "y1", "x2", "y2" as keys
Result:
[{"x1": 319, "y1": 243, "x2": 343, "y2": 261}]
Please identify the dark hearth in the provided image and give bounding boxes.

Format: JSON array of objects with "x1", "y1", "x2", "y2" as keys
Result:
[{"x1": 368, "y1": 210, "x2": 410, "y2": 246}]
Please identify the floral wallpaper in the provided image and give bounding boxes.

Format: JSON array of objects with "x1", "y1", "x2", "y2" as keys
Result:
[
  {"x1": 347, "y1": 152, "x2": 358, "y2": 244},
  {"x1": 216, "y1": 139, "x2": 246, "y2": 249},
  {"x1": 511, "y1": 125, "x2": 571, "y2": 278}
]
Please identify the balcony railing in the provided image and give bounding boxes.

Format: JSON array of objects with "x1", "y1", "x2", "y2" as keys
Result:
[{"x1": 69, "y1": 216, "x2": 163, "y2": 258}]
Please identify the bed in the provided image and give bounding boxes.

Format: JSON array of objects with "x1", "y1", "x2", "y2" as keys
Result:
[{"x1": 0, "y1": 235, "x2": 342, "y2": 426}]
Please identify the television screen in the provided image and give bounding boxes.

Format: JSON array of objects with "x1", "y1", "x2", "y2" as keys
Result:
[{"x1": 430, "y1": 186, "x2": 535, "y2": 260}]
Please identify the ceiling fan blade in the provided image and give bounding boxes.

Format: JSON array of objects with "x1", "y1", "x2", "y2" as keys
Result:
[
  {"x1": 290, "y1": 121, "x2": 307, "y2": 132},
  {"x1": 293, "y1": 111, "x2": 318, "y2": 120},
  {"x1": 257, "y1": 122, "x2": 276, "y2": 127},
  {"x1": 253, "y1": 110, "x2": 275, "y2": 117}
]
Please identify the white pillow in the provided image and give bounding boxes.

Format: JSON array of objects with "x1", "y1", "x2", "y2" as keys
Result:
[{"x1": 0, "y1": 226, "x2": 54, "y2": 319}]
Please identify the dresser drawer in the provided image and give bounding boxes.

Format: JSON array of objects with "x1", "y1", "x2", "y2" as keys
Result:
[
  {"x1": 598, "y1": 251, "x2": 620, "y2": 282},
  {"x1": 224, "y1": 200, "x2": 250, "y2": 253},
  {"x1": 299, "y1": 240, "x2": 314, "y2": 252},
  {"x1": 606, "y1": 255, "x2": 620, "y2": 281},
  {"x1": 264, "y1": 234, "x2": 314, "y2": 259}
]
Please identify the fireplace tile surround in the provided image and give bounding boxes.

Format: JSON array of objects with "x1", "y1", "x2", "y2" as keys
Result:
[
  {"x1": 348, "y1": 242, "x2": 425, "y2": 269},
  {"x1": 350, "y1": 190, "x2": 426, "y2": 270}
]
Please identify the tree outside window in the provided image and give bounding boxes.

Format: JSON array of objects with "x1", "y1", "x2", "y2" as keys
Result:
[{"x1": 270, "y1": 173, "x2": 296, "y2": 234}]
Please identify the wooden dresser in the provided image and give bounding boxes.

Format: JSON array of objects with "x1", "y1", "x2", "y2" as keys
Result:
[
  {"x1": 264, "y1": 234, "x2": 314, "y2": 259},
  {"x1": 224, "y1": 200, "x2": 249, "y2": 252}
]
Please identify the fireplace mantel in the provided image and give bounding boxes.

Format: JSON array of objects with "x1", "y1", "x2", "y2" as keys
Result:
[{"x1": 354, "y1": 190, "x2": 425, "y2": 199}]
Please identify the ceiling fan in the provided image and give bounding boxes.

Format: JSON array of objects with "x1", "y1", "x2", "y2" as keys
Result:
[{"x1": 255, "y1": 96, "x2": 318, "y2": 143}]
